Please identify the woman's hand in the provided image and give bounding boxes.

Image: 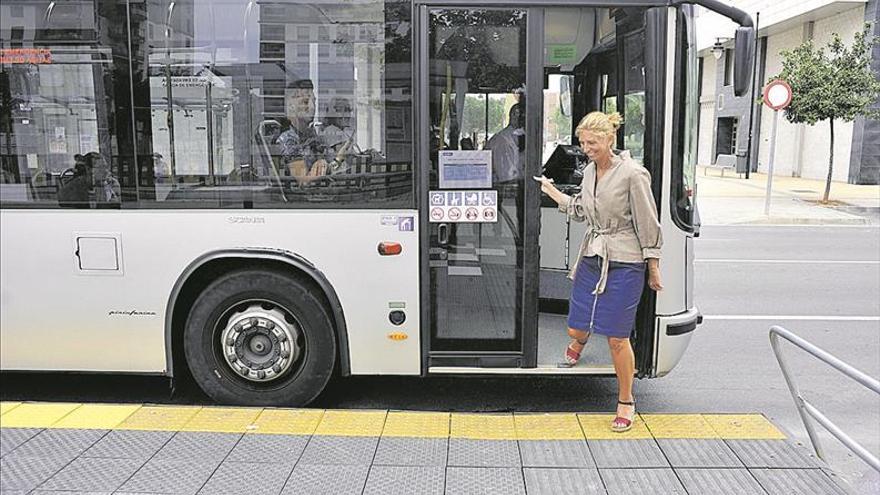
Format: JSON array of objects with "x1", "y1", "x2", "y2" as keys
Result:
[
  {"x1": 647, "y1": 258, "x2": 663, "y2": 291},
  {"x1": 532, "y1": 175, "x2": 556, "y2": 195}
]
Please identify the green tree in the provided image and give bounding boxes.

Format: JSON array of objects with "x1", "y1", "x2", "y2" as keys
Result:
[{"x1": 769, "y1": 24, "x2": 880, "y2": 202}]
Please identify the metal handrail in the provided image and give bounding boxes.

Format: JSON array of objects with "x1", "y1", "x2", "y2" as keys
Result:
[{"x1": 769, "y1": 325, "x2": 880, "y2": 472}]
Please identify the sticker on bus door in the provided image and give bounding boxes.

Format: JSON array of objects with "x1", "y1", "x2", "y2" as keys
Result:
[{"x1": 428, "y1": 190, "x2": 497, "y2": 223}]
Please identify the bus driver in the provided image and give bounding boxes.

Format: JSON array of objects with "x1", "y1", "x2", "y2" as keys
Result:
[{"x1": 277, "y1": 79, "x2": 329, "y2": 179}]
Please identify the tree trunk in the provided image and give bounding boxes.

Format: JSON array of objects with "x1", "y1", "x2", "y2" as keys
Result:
[{"x1": 823, "y1": 119, "x2": 834, "y2": 203}]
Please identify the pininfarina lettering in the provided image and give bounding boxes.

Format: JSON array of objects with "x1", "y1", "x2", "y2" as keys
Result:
[{"x1": 108, "y1": 310, "x2": 157, "y2": 317}]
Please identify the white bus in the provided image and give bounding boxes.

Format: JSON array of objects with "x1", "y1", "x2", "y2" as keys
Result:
[{"x1": 0, "y1": 0, "x2": 754, "y2": 405}]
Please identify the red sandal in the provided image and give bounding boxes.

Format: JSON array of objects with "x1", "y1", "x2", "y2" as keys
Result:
[
  {"x1": 611, "y1": 400, "x2": 635, "y2": 432},
  {"x1": 558, "y1": 334, "x2": 590, "y2": 368}
]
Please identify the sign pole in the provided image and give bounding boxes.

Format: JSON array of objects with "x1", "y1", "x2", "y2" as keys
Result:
[
  {"x1": 761, "y1": 79, "x2": 793, "y2": 217},
  {"x1": 764, "y1": 109, "x2": 779, "y2": 216}
]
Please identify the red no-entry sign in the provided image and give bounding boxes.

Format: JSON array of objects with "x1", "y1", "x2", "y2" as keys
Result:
[{"x1": 763, "y1": 79, "x2": 792, "y2": 111}]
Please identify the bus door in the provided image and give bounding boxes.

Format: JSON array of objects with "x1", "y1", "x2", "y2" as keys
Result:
[{"x1": 418, "y1": 6, "x2": 543, "y2": 369}]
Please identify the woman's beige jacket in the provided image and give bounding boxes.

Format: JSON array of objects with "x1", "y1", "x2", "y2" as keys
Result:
[{"x1": 558, "y1": 150, "x2": 662, "y2": 294}]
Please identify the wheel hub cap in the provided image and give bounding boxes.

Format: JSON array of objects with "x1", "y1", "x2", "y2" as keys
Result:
[{"x1": 221, "y1": 305, "x2": 300, "y2": 382}]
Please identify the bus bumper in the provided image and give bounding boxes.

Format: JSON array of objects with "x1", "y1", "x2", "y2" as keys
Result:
[{"x1": 654, "y1": 307, "x2": 701, "y2": 377}]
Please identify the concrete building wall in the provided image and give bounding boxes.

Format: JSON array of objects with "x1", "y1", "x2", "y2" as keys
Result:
[
  {"x1": 757, "y1": 25, "x2": 806, "y2": 177},
  {"x1": 796, "y1": 6, "x2": 865, "y2": 181}
]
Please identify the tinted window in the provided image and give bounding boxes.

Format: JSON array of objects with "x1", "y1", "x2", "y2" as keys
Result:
[
  {"x1": 0, "y1": 0, "x2": 132, "y2": 208},
  {"x1": 129, "y1": 0, "x2": 413, "y2": 208}
]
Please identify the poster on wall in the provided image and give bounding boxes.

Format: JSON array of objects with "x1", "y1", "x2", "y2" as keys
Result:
[{"x1": 438, "y1": 150, "x2": 492, "y2": 189}]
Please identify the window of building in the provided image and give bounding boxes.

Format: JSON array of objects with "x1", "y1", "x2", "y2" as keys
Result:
[{"x1": 723, "y1": 48, "x2": 734, "y2": 86}]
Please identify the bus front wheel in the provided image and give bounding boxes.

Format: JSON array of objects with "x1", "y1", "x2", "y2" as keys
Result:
[{"x1": 184, "y1": 269, "x2": 336, "y2": 406}]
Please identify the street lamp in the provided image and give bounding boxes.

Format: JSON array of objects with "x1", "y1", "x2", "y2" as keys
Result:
[{"x1": 712, "y1": 37, "x2": 732, "y2": 59}]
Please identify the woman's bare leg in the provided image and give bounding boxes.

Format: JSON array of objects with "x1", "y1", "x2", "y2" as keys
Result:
[
  {"x1": 608, "y1": 337, "x2": 635, "y2": 416},
  {"x1": 568, "y1": 327, "x2": 590, "y2": 353}
]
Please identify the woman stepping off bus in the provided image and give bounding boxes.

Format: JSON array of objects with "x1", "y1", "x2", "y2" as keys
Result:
[{"x1": 534, "y1": 111, "x2": 663, "y2": 433}]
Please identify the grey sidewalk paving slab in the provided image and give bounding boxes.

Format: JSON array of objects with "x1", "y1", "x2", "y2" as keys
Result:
[
  {"x1": 725, "y1": 439, "x2": 820, "y2": 469},
  {"x1": 588, "y1": 439, "x2": 669, "y2": 468},
  {"x1": 373, "y1": 437, "x2": 448, "y2": 466},
  {"x1": 295, "y1": 436, "x2": 379, "y2": 466},
  {"x1": 0, "y1": 428, "x2": 42, "y2": 457},
  {"x1": 600, "y1": 468, "x2": 686, "y2": 495},
  {"x1": 82, "y1": 430, "x2": 174, "y2": 460},
  {"x1": 657, "y1": 439, "x2": 743, "y2": 468},
  {"x1": 444, "y1": 467, "x2": 525, "y2": 495},
  {"x1": 31, "y1": 491, "x2": 112, "y2": 494},
  {"x1": 197, "y1": 461, "x2": 292, "y2": 495},
  {"x1": 152, "y1": 432, "x2": 242, "y2": 462},
  {"x1": 224, "y1": 434, "x2": 308, "y2": 465},
  {"x1": 39, "y1": 457, "x2": 144, "y2": 492},
  {"x1": 117, "y1": 459, "x2": 220, "y2": 495},
  {"x1": 362, "y1": 465, "x2": 445, "y2": 495},
  {"x1": 518, "y1": 440, "x2": 595, "y2": 468},
  {"x1": 0, "y1": 454, "x2": 71, "y2": 491},
  {"x1": 750, "y1": 468, "x2": 849, "y2": 495},
  {"x1": 447, "y1": 439, "x2": 521, "y2": 467},
  {"x1": 12, "y1": 429, "x2": 107, "y2": 461},
  {"x1": 676, "y1": 468, "x2": 768, "y2": 495},
  {"x1": 523, "y1": 467, "x2": 605, "y2": 495},
  {"x1": 281, "y1": 464, "x2": 369, "y2": 495}
]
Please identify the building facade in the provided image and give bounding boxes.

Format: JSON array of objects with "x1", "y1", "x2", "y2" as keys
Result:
[{"x1": 696, "y1": 0, "x2": 879, "y2": 184}]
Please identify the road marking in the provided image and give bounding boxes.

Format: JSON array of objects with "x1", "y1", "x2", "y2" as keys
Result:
[
  {"x1": 697, "y1": 259, "x2": 879, "y2": 264},
  {"x1": 703, "y1": 315, "x2": 880, "y2": 321}
]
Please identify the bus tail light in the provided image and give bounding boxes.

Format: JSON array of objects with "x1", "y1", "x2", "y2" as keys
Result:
[{"x1": 378, "y1": 242, "x2": 402, "y2": 256}]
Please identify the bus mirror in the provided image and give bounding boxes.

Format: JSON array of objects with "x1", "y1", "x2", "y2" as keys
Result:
[
  {"x1": 733, "y1": 26, "x2": 755, "y2": 97},
  {"x1": 559, "y1": 75, "x2": 573, "y2": 117}
]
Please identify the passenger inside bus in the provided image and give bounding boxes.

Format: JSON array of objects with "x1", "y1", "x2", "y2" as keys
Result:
[{"x1": 318, "y1": 97, "x2": 359, "y2": 174}]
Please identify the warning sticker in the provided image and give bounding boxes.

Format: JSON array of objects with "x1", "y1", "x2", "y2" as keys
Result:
[{"x1": 428, "y1": 190, "x2": 497, "y2": 223}]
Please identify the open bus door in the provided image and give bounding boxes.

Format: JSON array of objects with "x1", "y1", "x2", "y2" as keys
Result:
[{"x1": 418, "y1": 6, "x2": 543, "y2": 370}]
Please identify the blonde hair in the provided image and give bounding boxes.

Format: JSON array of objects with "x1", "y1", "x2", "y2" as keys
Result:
[{"x1": 575, "y1": 111, "x2": 622, "y2": 138}]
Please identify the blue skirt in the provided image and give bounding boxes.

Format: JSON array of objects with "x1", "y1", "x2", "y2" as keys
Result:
[{"x1": 567, "y1": 256, "x2": 646, "y2": 338}]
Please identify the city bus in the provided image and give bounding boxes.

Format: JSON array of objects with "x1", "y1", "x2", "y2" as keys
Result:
[{"x1": 0, "y1": 0, "x2": 754, "y2": 405}]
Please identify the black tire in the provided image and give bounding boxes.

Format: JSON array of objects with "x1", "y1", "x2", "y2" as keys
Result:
[{"x1": 184, "y1": 269, "x2": 336, "y2": 406}]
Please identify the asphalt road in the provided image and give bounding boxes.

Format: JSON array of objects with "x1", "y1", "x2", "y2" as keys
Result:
[{"x1": 2, "y1": 224, "x2": 879, "y2": 492}]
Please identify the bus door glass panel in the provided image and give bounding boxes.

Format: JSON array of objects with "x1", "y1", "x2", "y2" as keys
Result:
[
  {"x1": 427, "y1": 8, "x2": 528, "y2": 352},
  {"x1": 0, "y1": 0, "x2": 126, "y2": 207},
  {"x1": 621, "y1": 29, "x2": 646, "y2": 162}
]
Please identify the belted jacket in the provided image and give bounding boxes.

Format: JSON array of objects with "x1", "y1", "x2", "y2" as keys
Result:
[{"x1": 559, "y1": 150, "x2": 663, "y2": 294}]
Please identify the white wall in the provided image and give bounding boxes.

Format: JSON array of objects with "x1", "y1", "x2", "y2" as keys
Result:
[
  {"x1": 797, "y1": 6, "x2": 865, "y2": 181},
  {"x1": 757, "y1": 25, "x2": 805, "y2": 177}
]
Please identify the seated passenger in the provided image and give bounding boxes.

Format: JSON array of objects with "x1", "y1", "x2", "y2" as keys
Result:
[{"x1": 319, "y1": 97, "x2": 358, "y2": 174}]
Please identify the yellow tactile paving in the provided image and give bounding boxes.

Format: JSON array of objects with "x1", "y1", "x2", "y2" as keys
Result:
[
  {"x1": 382, "y1": 411, "x2": 450, "y2": 438},
  {"x1": 514, "y1": 413, "x2": 584, "y2": 440},
  {"x1": 641, "y1": 414, "x2": 719, "y2": 439},
  {"x1": 116, "y1": 406, "x2": 202, "y2": 431},
  {"x1": 0, "y1": 402, "x2": 791, "y2": 443},
  {"x1": 0, "y1": 402, "x2": 22, "y2": 416},
  {"x1": 247, "y1": 408, "x2": 324, "y2": 435},
  {"x1": 51, "y1": 404, "x2": 142, "y2": 430},
  {"x1": 450, "y1": 413, "x2": 516, "y2": 440},
  {"x1": 578, "y1": 413, "x2": 653, "y2": 440},
  {"x1": 181, "y1": 407, "x2": 263, "y2": 433},
  {"x1": 0, "y1": 402, "x2": 81, "y2": 428},
  {"x1": 704, "y1": 414, "x2": 786, "y2": 440},
  {"x1": 314, "y1": 410, "x2": 387, "y2": 437}
]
